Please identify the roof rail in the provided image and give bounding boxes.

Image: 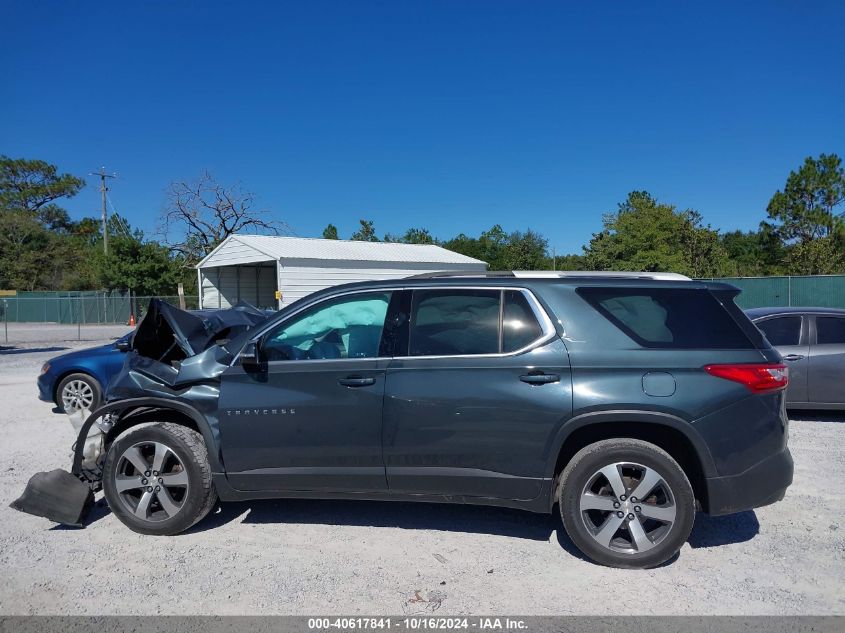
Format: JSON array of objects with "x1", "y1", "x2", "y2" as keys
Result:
[
  {"x1": 407, "y1": 270, "x2": 691, "y2": 281},
  {"x1": 408, "y1": 271, "x2": 516, "y2": 279}
]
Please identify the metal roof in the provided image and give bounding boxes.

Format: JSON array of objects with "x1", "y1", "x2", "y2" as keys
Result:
[{"x1": 197, "y1": 234, "x2": 487, "y2": 268}]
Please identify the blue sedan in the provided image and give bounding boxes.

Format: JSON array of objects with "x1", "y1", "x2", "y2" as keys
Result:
[{"x1": 37, "y1": 333, "x2": 132, "y2": 412}]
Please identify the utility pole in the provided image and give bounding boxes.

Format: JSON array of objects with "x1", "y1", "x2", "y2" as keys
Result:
[{"x1": 90, "y1": 167, "x2": 116, "y2": 255}]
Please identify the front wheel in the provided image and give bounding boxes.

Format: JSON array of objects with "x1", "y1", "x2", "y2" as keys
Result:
[
  {"x1": 102, "y1": 423, "x2": 218, "y2": 535},
  {"x1": 57, "y1": 373, "x2": 101, "y2": 413},
  {"x1": 559, "y1": 438, "x2": 695, "y2": 569}
]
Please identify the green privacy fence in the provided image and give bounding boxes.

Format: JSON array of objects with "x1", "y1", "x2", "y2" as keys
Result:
[
  {"x1": 696, "y1": 275, "x2": 845, "y2": 309},
  {"x1": 0, "y1": 291, "x2": 200, "y2": 324}
]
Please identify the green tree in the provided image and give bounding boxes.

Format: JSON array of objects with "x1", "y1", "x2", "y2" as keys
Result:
[
  {"x1": 785, "y1": 234, "x2": 845, "y2": 275},
  {"x1": 443, "y1": 225, "x2": 553, "y2": 270},
  {"x1": 0, "y1": 155, "x2": 85, "y2": 230},
  {"x1": 0, "y1": 156, "x2": 93, "y2": 289},
  {"x1": 0, "y1": 210, "x2": 52, "y2": 289},
  {"x1": 322, "y1": 223, "x2": 339, "y2": 239},
  {"x1": 503, "y1": 229, "x2": 549, "y2": 270},
  {"x1": 384, "y1": 227, "x2": 436, "y2": 244},
  {"x1": 94, "y1": 215, "x2": 190, "y2": 295},
  {"x1": 720, "y1": 229, "x2": 786, "y2": 276},
  {"x1": 553, "y1": 253, "x2": 587, "y2": 271},
  {"x1": 764, "y1": 154, "x2": 845, "y2": 243},
  {"x1": 583, "y1": 191, "x2": 732, "y2": 277},
  {"x1": 350, "y1": 219, "x2": 379, "y2": 242},
  {"x1": 442, "y1": 232, "x2": 484, "y2": 262},
  {"x1": 762, "y1": 154, "x2": 845, "y2": 274}
]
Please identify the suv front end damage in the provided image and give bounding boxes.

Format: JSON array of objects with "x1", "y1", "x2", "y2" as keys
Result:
[{"x1": 10, "y1": 299, "x2": 270, "y2": 527}]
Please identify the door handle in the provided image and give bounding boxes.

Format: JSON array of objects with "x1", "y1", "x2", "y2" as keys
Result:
[
  {"x1": 519, "y1": 373, "x2": 560, "y2": 385},
  {"x1": 783, "y1": 354, "x2": 805, "y2": 362},
  {"x1": 338, "y1": 376, "x2": 376, "y2": 387}
]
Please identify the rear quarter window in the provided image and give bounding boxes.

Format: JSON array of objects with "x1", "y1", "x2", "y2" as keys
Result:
[{"x1": 576, "y1": 287, "x2": 753, "y2": 349}]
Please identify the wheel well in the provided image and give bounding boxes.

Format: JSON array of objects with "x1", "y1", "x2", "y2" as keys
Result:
[
  {"x1": 105, "y1": 406, "x2": 200, "y2": 448},
  {"x1": 552, "y1": 421, "x2": 707, "y2": 511},
  {"x1": 53, "y1": 370, "x2": 99, "y2": 404}
]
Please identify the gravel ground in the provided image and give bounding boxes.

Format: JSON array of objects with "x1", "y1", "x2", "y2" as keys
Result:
[{"x1": 0, "y1": 329, "x2": 843, "y2": 615}]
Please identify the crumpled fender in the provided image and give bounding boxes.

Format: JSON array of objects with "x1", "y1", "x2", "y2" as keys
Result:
[{"x1": 71, "y1": 396, "x2": 224, "y2": 478}]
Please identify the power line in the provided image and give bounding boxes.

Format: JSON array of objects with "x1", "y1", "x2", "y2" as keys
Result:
[
  {"x1": 105, "y1": 193, "x2": 133, "y2": 238},
  {"x1": 89, "y1": 167, "x2": 116, "y2": 254}
]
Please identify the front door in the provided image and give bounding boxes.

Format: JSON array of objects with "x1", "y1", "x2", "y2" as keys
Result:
[
  {"x1": 219, "y1": 290, "x2": 393, "y2": 492},
  {"x1": 383, "y1": 288, "x2": 572, "y2": 501}
]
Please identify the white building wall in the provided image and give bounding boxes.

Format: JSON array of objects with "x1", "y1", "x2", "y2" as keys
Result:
[{"x1": 201, "y1": 238, "x2": 274, "y2": 267}]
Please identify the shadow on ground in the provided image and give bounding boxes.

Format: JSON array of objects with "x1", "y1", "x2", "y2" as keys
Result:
[
  {"x1": 687, "y1": 510, "x2": 759, "y2": 548},
  {"x1": 182, "y1": 497, "x2": 758, "y2": 558},
  {"x1": 190, "y1": 498, "x2": 595, "y2": 562},
  {"x1": 0, "y1": 346, "x2": 68, "y2": 355}
]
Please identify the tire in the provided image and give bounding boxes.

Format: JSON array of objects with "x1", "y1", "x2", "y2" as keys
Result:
[
  {"x1": 559, "y1": 438, "x2": 695, "y2": 569},
  {"x1": 56, "y1": 373, "x2": 101, "y2": 413},
  {"x1": 102, "y1": 423, "x2": 218, "y2": 535}
]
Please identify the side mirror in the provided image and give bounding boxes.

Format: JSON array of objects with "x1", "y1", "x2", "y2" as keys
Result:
[
  {"x1": 116, "y1": 339, "x2": 131, "y2": 352},
  {"x1": 240, "y1": 341, "x2": 260, "y2": 365}
]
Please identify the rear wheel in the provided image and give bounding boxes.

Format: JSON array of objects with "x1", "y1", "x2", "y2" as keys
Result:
[
  {"x1": 102, "y1": 423, "x2": 217, "y2": 535},
  {"x1": 559, "y1": 438, "x2": 695, "y2": 568}
]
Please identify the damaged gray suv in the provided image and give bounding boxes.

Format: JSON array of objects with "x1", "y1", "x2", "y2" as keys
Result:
[{"x1": 15, "y1": 272, "x2": 794, "y2": 569}]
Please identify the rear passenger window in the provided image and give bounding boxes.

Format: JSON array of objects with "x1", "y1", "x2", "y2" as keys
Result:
[
  {"x1": 816, "y1": 317, "x2": 845, "y2": 345},
  {"x1": 503, "y1": 290, "x2": 544, "y2": 352},
  {"x1": 409, "y1": 289, "x2": 500, "y2": 356},
  {"x1": 756, "y1": 316, "x2": 801, "y2": 346},
  {"x1": 576, "y1": 287, "x2": 752, "y2": 349}
]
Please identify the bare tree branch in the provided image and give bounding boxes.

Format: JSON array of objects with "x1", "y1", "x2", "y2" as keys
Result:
[{"x1": 157, "y1": 171, "x2": 290, "y2": 264}]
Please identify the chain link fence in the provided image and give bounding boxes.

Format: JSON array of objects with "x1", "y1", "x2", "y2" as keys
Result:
[{"x1": 0, "y1": 292, "x2": 200, "y2": 326}]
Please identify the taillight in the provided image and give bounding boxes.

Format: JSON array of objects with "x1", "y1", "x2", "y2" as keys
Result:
[{"x1": 703, "y1": 363, "x2": 788, "y2": 394}]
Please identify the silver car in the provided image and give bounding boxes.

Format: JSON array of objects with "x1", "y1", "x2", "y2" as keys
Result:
[{"x1": 747, "y1": 307, "x2": 845, "y2": 409}]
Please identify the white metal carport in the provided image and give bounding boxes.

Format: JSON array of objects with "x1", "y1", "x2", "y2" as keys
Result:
[{"x1": 196, "y1": 234, "x2": 488, "y2": 309}]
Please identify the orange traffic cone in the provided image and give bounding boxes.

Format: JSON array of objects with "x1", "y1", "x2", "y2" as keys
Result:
[{"x1": 128, "y1": 313, "x2": 136, "y2": 326}]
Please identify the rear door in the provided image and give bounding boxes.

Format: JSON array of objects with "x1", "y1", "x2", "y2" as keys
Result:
[
  {"x1": 808, "y1": 315, "x2": 845, "y2": 405},
  {"x1": 754, "y1": 315, "x2": 809, "y2": 404},
  {"x1": 383, "y1": 287, "x2": 572, "y2": 501}
]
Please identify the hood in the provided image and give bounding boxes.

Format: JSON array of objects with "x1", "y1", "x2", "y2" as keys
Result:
[
  {"x1": 105, "y1": 299, "x2": 272, "y2": 397},
  {"x1": 48, "y1": 342, "x2": 118, "y2": 365},
  {"x1": 132, "y1": 298, "x2": 270, "y2": 364}
]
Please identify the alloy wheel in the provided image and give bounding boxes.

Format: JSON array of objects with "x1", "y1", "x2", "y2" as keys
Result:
[
  {"x1": 579, "y1": 461, "x2": 677, "y2": 554},
  {"x1": 114, "y1": 441, "x2": 190, "y2": 522},
  {"x1": 61, "y1": 379, "x2": 95, "y2": 412}
]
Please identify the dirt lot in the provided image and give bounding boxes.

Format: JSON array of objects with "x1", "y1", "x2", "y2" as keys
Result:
[{"x1": 0, "y1": 327, "x2": 843, "y2": 615}]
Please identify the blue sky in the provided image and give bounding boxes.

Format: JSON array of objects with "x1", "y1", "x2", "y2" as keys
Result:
[{"x1": 2, "y1": 1, "x2": 843, "y2": 254}]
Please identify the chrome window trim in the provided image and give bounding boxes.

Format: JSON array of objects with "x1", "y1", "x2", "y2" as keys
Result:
[
  {"x1": 395, "y1": 286, "x2": 556, "y2": 360},
  {"x1": 231, "y1": 284, "x2": 557, "y2": 366}
]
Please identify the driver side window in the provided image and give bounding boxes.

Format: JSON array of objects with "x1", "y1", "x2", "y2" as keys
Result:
[{"x1": 261, "y1": 292, "x2": 391, "y2": 361}]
